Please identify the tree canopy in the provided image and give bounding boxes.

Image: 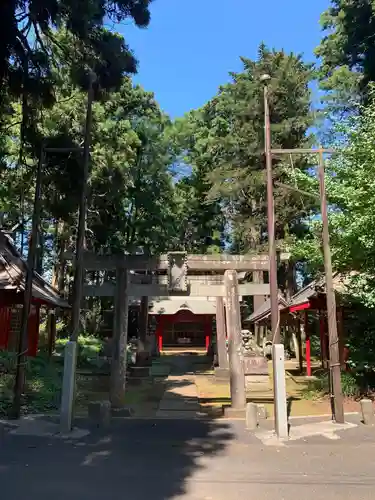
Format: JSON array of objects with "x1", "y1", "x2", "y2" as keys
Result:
[
  {"x1": 174, "y1": 45, "x2": 316, "y2": 258},
  {"x1": 316, "y1": 0, "x2": 375, "y2": 114}
]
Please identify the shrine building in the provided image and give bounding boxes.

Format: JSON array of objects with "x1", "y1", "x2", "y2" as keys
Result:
[{"x1": 148, "y1": 297, "x2": 216, "y2": 353}]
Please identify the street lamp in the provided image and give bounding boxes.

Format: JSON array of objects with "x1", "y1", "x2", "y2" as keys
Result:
[{"x1": 262, "y1": 74, "x2": 288, "y2": 439}]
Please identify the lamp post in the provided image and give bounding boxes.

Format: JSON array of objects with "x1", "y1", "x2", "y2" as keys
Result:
[
  {"x1": 270, "y1": 147, "x2": 344, "y2": 424},
  {"x1": 70, "y1": 70, "x2": 96, "y2": 342},
  {"x1": 60, "y1": 71, "x2": 96, "y2": 433},
  {"x1": 261, "y1": 74, "x2": 288, "y2": 439}
]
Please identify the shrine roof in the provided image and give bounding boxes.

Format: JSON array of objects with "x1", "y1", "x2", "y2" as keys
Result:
[
  {"x1": 149, "y1": 298, "x2": 216, "y2": 316},
  {"x1": 287, "y1": 273, "x2": 351, "y2": 310},
  {"x1": 0, "y1": 231, "x2": 70, "y2": 308},
  {"x1": 245, "y1": 293, "x2": 288, "y2": 324},
  {"x1": 247, "y1": 273, "x2": 353, "y2": 323}
]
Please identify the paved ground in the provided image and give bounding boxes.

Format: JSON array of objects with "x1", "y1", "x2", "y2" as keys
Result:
[
  {"x1": 156, "y1": 354, "x2": 201, "y2": 418},
  {"x1": 1, "y1": 417, "x2": 375, "y2": 499},
  {"x1": 2, "y1": 354, "x2": 375, "y2": 499}
]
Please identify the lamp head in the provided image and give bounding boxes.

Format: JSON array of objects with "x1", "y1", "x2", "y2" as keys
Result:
[{"x1": 260, "y1": 74, "x2": 271, "y2": 84}]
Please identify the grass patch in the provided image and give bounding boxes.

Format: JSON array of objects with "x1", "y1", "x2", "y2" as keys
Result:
[
  {"x1": 0, "y1": 345, "x2": 163, "y2": 418},
  {"x1": 0, "y1": 352, "x2": 62, "y2": 417}
]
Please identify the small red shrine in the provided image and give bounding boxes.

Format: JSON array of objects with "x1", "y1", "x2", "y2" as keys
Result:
[
  {"x1": 0, "y1": 231, "x2": 69, "y2": 356},
  {"x1": 148, "y1": 298, "x2": 215, "y2": 353},
  {"x1": 248, "y1": 275, "x2": 347, "y2": 375}
]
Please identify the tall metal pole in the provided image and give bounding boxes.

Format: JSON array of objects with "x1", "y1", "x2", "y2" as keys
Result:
[
  {"x1": 263, "y1": 80, "x2": 280, "y2": 345},
  {"x1": 318, "y1": 149, "x2": 344, "y2": 423},
  {"x1": 262, "y1": 75, "x2": 288, "y2": 438},
  {"x1": 60, "y1": 72, "x2": 96, "y2": 433},
  {"x1": 70, "y1": 72, "x2": 96, "y2": 341},
  {"x1": 11, "y1": 146, "x2": 45, "y2": 419}
]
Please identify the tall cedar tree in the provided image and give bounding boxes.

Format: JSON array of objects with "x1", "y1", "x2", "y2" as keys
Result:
[{"x1": 177, "y1": 45, "x2": 316, "y2": 256}]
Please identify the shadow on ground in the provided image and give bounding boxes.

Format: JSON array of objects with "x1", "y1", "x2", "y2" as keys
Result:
[
  {"x1": 0, "y1": 353, "x2": 235, "y2": 500},
  {"x1": 0, "y1": 419, "x2": 235, "y2": 500}
]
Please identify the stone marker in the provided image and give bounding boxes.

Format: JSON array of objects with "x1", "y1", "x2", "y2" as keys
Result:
[
  {"x1": 88, "y1": 400, "x2": 111, "y2": 428},
  {"x1": 360, "y1": 399, "x2": 375, "y2": 425},
  {"x1": 60, "y1": 341, "x2": 78, "y2": 434},
  {"x1": 246, "y1": 403, "x2": 259, "y2": 430},
  {"x1": 243, "y1": 354, "x2": 268, "y2": 375}
]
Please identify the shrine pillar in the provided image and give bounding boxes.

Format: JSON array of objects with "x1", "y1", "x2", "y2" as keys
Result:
[
  {"x1": 110, "y1": 265, "x2": 130, "y2": 409},
  {"x1": 215, "y1": 297, "x2": 228, "y2": 375},
  {"x1": 304, "y1": 310, "x2": 312, "y2": 377},
  {"x1": 47, "y1": 309, "x2": 57, "y2": 358},
  {"x1": 319, "y1": 311, "x2": 328, "y2": 368},
  {"x1": 204, "y1": 316, "x2": 212, "y2": 354},
  {"x1": 224, "y1": 270, "x2": 246, "y2": 409},
  {"x1": 155, "y1": 316, "x2": 164, "y2": 354},
  {"x1": 337, "y1": 307, "x2": 345, "y2": 369},
  {"x1": 137, "y1": 296, "x2": 150, "y2": 365}
]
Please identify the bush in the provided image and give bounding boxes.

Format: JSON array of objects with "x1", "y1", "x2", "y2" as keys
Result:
[
  {"x1": 55, "y1": 334, "x2": 137, "y2": 369},
  {"x1": 302, "y1": 370, "x2": 360, "y2": 400},
  {"x1": 55, "y1": 334, "x2": 105, "y2": 369}
]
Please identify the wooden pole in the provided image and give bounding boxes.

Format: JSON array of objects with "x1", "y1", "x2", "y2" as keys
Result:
[
  {"x1": 110, "y1": 265, "x2": 129, "y2": 408},
  {"x1": 318, "y1": 149, "x2": 344, "y2": 423},
  {"x1": 138, "y1": 297, "x2": 149, "y2": 346},
  {"x1": 11, "y1": 146, "x2": 44, "y2": 419},
  {"x1": 263, "y1": 76, "x2": 288, "y2": 438},
  {"x1": 269, "y1": 146, "x2": 344, "y2": 423},
  {"x1": 137, "y1": 296, "x2": 149, "y2": 364},
  {"x1": 305, "y1": 311, "x2": 312, "y2": 377},
  {"x1": 337, "y1": 307, "x2": 345, "y2": 367},
  {"x1": 319, "y1": 311, "x2": 327, "y2": 368},
  {"x1": 224, "y1": 270, "x2": 246, "y2": 409},
  {"x1": 204, "y1": 317, "x2": 211, "y2": 353},
  {"x1": 215, "y1": 297, "x2": 228, "y2": 370},
  {"x1": 47, "y1": 309, "x2": 56, "y2": 358},
  {"x1": 296, "y1": 319, "x2": 303, "y2": 373}
]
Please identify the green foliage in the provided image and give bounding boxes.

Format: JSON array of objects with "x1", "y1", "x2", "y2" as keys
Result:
[
  {"x1": 302, "y1": 370, "x2": 360, "y2": 400},
  {"x1": 316, "y1": 0, "x2": 375, "y2": 115},
  {"x1": 0, "y1": 352, "x2": 62, "y2": 417},
  {"x1": 1, "y1": 0, "x2": 152, "y2": 98},
  {"x1": 315, "y1": 91, "x2": 375, "y2": 306},
  {"x1": 343, "y1": 304, "x2": 375, "y2": 370},
  {"x1": 175, "y1": 45, "x2": 316, "y2": 255},
  {"x1": 55, "y1": 335, "x2": 105, "y2": 369}
]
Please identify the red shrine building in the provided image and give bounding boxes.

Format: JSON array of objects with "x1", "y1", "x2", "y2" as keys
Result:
[
  {"x1": 0, "y1": 231, "x2": 69, "y2": 356},
  {"x1": 148, "y1": 298, "x2": 216, "y2": 353},
  {"x1": 247, "y1": 275, "x2": 348, "y2": 375}
]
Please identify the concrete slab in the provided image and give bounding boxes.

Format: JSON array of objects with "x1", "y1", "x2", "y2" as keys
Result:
[
  {"x1": 255, "y1": 419, "x2": 358, "y2": 447},
  {"x1": 214, "y1": 367, "x2": 230, "y2": 379},
  {"x1": 6, "y1": 416, "x2": 90, "y2": 439},
  {"x1": 223, "y1": 407, "x2": 245, "y2": 418}
]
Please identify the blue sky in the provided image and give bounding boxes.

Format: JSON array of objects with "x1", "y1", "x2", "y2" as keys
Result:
[{"x1": 118, "y1": 0, "x2": 330, "y2": 118}]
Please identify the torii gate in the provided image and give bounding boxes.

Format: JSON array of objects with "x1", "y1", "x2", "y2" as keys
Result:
[{"x1": 63, "y1": 250, "x2": 289, "y2": 410}]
